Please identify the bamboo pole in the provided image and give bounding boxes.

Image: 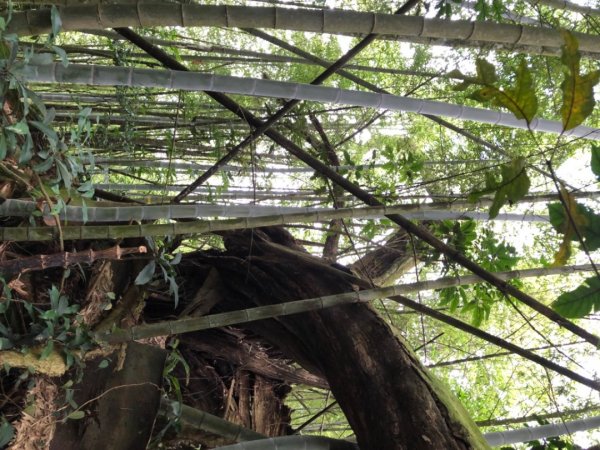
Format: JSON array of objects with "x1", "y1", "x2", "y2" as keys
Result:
[
  {"x1": 0, "y1": 198, "x2": 550, "y2": 223},
  {"x1": 22, "y1": 63, "x2": 600, "y2": 141},
  {"x1": 0, "y1": 203, "x2": 552, "y2": 242},
  {"x1": 8, "y1": 4, "x2": 600, "y2": 58},
  {"x1": 93, "y1": 271, "x2": 600, "y2": 391}
]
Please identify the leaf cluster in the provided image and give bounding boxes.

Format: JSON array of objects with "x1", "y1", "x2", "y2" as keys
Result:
[
  {"x1": 135, "y1": 237, "x2": 183, "y2": 309},
  {"x1": 548, "y1": 148, "x2": 600, "y2": 318},
  {"x1": 437, "y1": 225, "x2": 520, "y2": 326},
  {"x1": 0, "y1": 283, "x2": 93, "y2": 367}
]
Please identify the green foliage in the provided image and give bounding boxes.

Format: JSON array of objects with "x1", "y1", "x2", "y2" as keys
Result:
[
  {"x1": 591, "y1": 145, "x2": 600, "y2": 182},
  {"x1": 437, "y1": 225, "x2": 520, "y2": 326},
  {"x1": 548, "y1": 195, "x2": 600, "y2": 265},
  {"x1": 551, "y1": 276, "x2": 600, "y2": 318},
  {"x1": 135, "y1": 238, "x2": 182, "y2": 308},
  {"x1": 560, "y1": 31, "x2": 600, "y2": 131},
  {"x1": 432, "y1": 0, "x2": 503, "y2": 20},
  {"x1": 468, "y1": 157, "x2": 531, "y2": 218},
  {"x1": 0, "y1": 14, "x2": 96, "y2": 214},
  {"x1": 439, "y1": 229, "x2": 519, "y2": 327},
  {"x1": 431, "y1": 219, "x2": 478, "y2": 267},
  {"x1": 0, "y1": 417, "x2": 14, "y2": 448},
  {"x1": 162, "y1": 339, "x2": 190, "y2": 406},
  {"x1": 0, "y1": 285, "x2": 93, "y2": 368},
  {"x1": 453, "y1": 58, "x2": 538, "y2": 124}
]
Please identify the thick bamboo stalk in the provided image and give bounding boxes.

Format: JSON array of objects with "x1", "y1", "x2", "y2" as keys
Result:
[
  {"x1": 485, "y1": 415, "x2": 600, "y2": 446},
  {"x1": 0, "y1": 203, "x2": 553, "y2": 242},
  {"x1": 22, "y1": 63, "x2": 600, "y2": 140},
  {"x1": 212, "y1": 436, "x2": 358, "y2": 450},
  {"x1": 159, "y1": 399, "x2": 265, "y2": 443},
  {"x1": 0, "y1": 198, "x2": 550, "y2": 223},
  {"x1": 9, "y1": 5, "x2": 600, "y2": 58}
]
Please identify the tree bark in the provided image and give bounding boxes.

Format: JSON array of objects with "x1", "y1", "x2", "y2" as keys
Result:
[
  {"x1": 49, "y1": 342, "x2": 167, "y2": 450},
  {"x1": 182, "y1": 227, "x2": 489, "y2": 450}
]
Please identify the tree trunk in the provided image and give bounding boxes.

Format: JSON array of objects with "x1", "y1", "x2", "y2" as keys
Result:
[
  {"x1": 350, "y1": 229, "x2": 415, "y2": 285},
  {"x1": 180, "y1": 227, "x2": 490, "y2": 450},
  {"x1": 49, "y1": 342, "x2": 167, "y2": 450}
]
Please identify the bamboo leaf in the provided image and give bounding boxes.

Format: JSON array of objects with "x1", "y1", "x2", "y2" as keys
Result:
[
  {"x1": 6, "y1": 120, "x2": 29, "y2": 135},
  {"x1": 33, "y1": 156, "x2": 54, "y2": 174},
  {"x1": 67, "y1": 411, "x2": 85, "y2": 420},
  {"x1": 560, "y1": 31, "x2": 600, "y2": 131},
  {"x1": 50, "y1": 5, "x2": 62, "y2": 39},
  {"x1": 0, "y1": 420, "x2": 14, "y2": 448},
  {"x1": 591, "y1": 145, "x2": 600, "y2": 181},
  {"x1": 19, "y1": 133, "x2": 33, "y2": 164},
  {"x1": 0, "y1": 133, "x2": 7, "y2": 160},
  {"x1": 135, "y1": 261, "x2": 156, "y2": 285},
  {"x1": 552, "y1": 276, "x2": 600, "y2": 318},
  {"x1": 40, "y1": 340, "x2": 54, "y2": 360}
]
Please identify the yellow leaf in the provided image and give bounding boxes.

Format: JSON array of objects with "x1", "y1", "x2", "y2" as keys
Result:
[{"x1": 560, "y1": 31, "x2": 600, "y2": 131}]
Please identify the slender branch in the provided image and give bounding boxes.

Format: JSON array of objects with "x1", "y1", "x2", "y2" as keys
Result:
[{"x1": 94, "y1": 284, "x2": 600, "y2": 391}]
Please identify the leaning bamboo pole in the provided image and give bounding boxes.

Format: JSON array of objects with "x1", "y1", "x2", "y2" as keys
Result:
[
  {"x1": 0, "y1": 198, "x2": 551, "y2": 223},
  {"x1": 22, "y1": 63, "x2": 600, "y2": 140},
  {"x1": 93, "y1": 267, "x2": 600, "y2": 391},
  {"x1": 0, "y1": 202, "x2": 553, "y2": 242},
  {"x1": 9, "y1": 4, "x2": 600, "y2": 58}
]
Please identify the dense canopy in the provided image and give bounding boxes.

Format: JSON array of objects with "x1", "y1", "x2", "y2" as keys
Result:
[{"x1": 0, "y1": 0, "x2": 599, "y2": 449}]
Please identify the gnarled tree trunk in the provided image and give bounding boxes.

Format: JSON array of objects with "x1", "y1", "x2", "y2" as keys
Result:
[{"x1": 180, "y1": 227, "x2": 489, "y2": 450}]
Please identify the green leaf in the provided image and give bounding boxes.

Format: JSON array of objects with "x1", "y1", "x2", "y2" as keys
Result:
[
  {"x1": 18, "y1": 134, "x2": 34, "y2": 164},
  {"x1": 98, "y1": 359, "x2": 110, "y2": 369},
  {"x1": 50, "y1": 5, "x2": 62, "y2": 39},
  {"x1": 52, "y1": 45, "x2": 69, "y2": 67},
  {"x1": 33, "y1": 156, "x2": 55, "y2": 174},
  {"x1": 0, "y1": 338, "x2": 13, "y2": 350},
  {"x1": 489, "y1": 157, "x2": 531, "y2": 219},
  {"x1": 548, "y1": 193, "x2": 600, "y2": 265},
  {"x1": 6, "y1": 121, "x2": 29, "y2": 135},
  {"x1": 40, "y1": 340, "x2": 54, "y2": 360},
  {"x1": 55, "y1": 159, "x2": 72, "y2": 188},
  {"x1": 552, "y1": 276, "x2": 600, "y2": 318},
  {"x1": 67, "y1": 411, "x2": 85, "y2": 420},
  {"x1": 0, "y1": 133, "x2": 7, "y2": 160},
  {"x1": 49, "y1": 285, "x2": 60, "y2": 309},
  {"x1": 591, "y1": 145, "x2": 600, "y2": 182},
  {"x1": 476, "y1": 58, "x2": 497, "y2": 84},
  {"x1": 135, "y1": 260, "x2": 156, "y2": 285},
  {"x1": 560, "y1": 31, "x2": 600, "y2": 131},
  {"x1": 171, "y1": 252, "x2": 182, "y2": 265},
  {"x1": 0, "y1": 420, "x2": 15, "y2": 447},
  {"x1": 29, "y1": 120, "x2": 58, "y2": 146}
]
